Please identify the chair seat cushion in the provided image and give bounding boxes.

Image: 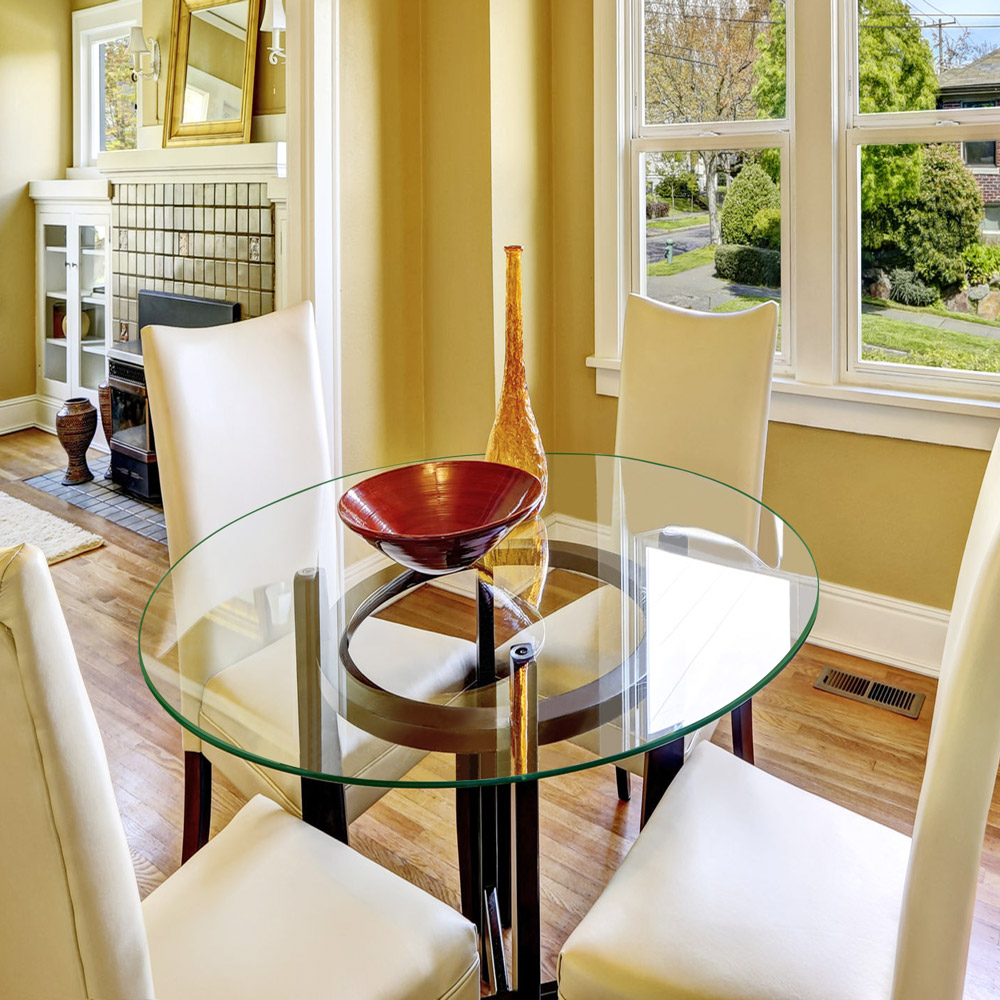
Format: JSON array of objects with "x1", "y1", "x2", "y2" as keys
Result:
[
  {"x1": 143, "y1": 795, "x2": 479, "y2": 1000},
  {"x1": 558, "y1": 741, "x2": 910, "y2": 1000},
  {"x1": 199, "y1": 618, "x2": 475, "y2": 819}
]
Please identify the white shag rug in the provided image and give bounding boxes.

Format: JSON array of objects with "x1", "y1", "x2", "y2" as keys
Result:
[{"x1": 0, "y1": 493, "x2": 104, "y2": 564}]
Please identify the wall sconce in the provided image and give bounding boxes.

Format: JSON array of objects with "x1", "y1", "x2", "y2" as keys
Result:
[
  {"x1": 261, "y1": 0, "x2": 286, "y2": 65},
  {"x1": 127, "y1": 27, "x2": 160, "y2": 82}
]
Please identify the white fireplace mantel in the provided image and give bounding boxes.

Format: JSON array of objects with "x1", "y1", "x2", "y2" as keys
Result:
[{"x1": 96, "y1": 141, "x2": 286, "y2": 185}]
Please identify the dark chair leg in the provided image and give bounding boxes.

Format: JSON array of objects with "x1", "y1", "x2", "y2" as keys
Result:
[
  {"x1": 641, "y1": 738, "x2": 684, "y2": 828},
  {"x1": 615, "y1": 765, "x2": 632, "y2": 801},
  {"x1": 456, "y1": 758, "x2": 482, "y2": 932},
  {"x1": 731, "y1": 698, "x2": 754, "y2": 764},
  {"x1": 182, "y1": 750, "x2": 212, "y2": 863}
]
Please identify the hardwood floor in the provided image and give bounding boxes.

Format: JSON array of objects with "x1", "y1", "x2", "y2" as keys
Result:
[{"x1": 3, "y1": 427, "x2": 999, "y2": 996}]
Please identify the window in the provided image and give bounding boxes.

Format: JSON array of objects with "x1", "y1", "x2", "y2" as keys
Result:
[
  {"x1": 623, "y1": 1, "x2": 790, "y2": 367},
  {"x1": 72, "y1": 0, "x2": 140, "y2": 167},
  {"x1": 594, "y1": 0, "x2": 1000, "y2": 441}
]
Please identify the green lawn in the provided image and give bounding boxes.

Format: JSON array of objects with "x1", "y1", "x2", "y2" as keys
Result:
[
  {"x1": 646, "y1": 244, "x2": 716, "y2": 277},
  {"x1": 711, "y1": 295, "x2": 782, "y2": 349},
  {"x1": 861, "y1": 314, "x2": 1000, "y2": 372},
  {"x1": 711, "y1": 294, "x2": 780, "y2": 318},
  {"x1": 647, "y1": 213, "x2": 710, "y2": 232}
]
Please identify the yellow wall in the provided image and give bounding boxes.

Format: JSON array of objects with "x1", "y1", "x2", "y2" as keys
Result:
[
  {"x1": 488, "y1": 0, "x2": 554, "y2": 444},
  {"x1": 419, "y1": 0, "x2": 496, "y2": 457},
  {"x1": 339, "y1": 0, "x2": 425, "y2": 472},
  {"x1": 763, "y1": 425, "x2": 987, "y2": 609},
  {"x1": 1, "y1": 0, "x2": 73, "y2": 401},
  {"x1": 550, "y1": 0, "x2": 617, "y2": 454}
]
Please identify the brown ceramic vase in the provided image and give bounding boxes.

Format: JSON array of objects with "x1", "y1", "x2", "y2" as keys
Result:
[{"x1": 56, "y1": 397, "x2": 97, "y2": 485}]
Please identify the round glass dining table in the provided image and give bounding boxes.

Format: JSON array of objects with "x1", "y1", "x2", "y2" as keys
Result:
[{"x1": 139, "y1": 452, "x2": 818, "y2": 1000}]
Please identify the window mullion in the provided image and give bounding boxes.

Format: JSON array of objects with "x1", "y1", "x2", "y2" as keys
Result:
[{"x1": 792, "y1": 0, "x2": 839, "y2": 385}]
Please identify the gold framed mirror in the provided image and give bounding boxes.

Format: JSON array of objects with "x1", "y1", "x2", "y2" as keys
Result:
[{"x1": 163, "y1": 0, "x2": 260, "y2": 147}]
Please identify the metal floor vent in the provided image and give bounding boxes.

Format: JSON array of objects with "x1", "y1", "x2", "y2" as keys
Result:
[{"x1": 813, "y1": 666, "x2": 925, "y2": 719}]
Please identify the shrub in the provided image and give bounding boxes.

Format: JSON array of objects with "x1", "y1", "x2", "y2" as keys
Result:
[
  {"x1": 646, "y1": 197, "x2": 671, "y2": 219},
  {"x1": 750, "y1": 206, "x2": 781, "y2": 250},
  {"x1": 900, "y1": 144, "x2": 984, "y2": 287},
  {"x1": 714, "y1": 244, "x2": 781, "y2": 288},
  {"x1": 963, "y1": 243, "x2": 1000, "y2": 286},
  {"x1": 720, "y1": 163, "x2": 779, "y2": 246},
  {"x1": 888, "y1": 268, "x2": 938, "y2": 307}
]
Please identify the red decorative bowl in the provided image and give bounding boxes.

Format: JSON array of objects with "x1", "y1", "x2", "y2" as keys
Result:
[{"x1": 338, "y1": 460, "x2": 543, "y2": 574}]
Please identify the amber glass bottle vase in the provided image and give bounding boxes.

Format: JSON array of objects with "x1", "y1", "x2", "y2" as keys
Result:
[{"x1": 484, "y1": 245, "x2": 548, "y2": 503}]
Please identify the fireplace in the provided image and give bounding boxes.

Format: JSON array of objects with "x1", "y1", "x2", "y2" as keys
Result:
[{"x1": 107, "y1": 290, "x2": 239, "y2": 500}]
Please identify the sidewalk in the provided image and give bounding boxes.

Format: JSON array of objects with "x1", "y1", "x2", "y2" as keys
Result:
[
  {"x1": 862, "y1": 302, "x2": 1000, "y2": 341},
  {"x1": 647, "y1": 263, "x2": 780, "y2": 312}
]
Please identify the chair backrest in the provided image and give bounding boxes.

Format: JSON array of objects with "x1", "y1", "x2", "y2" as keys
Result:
[
  {"x1": 0, "y1": 544, "x2": 153, "y2": 1000},
  {"x1": 892, "y1": 431, "x2": 1000, "y2": 998},
  {"x1": 144, "y1": 302, "x2": 335, "y2": 752},
  {"x1": 616, "y1": 294, "x2": 778, "y2": 549},
  {"x1": 143, "y1": 301, "x2": 332, "y2": 565},
  {"x1": 616, "y1": 294, "x2": 778, "y2": 497}
]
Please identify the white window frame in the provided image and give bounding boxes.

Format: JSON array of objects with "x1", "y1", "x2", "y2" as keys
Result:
[
  {"x1": 72, "y1": 0, "x2": 141, "y2": 169},
  {"x1": 592, "y1": 0, "x2": 1000, "y2": 450}
]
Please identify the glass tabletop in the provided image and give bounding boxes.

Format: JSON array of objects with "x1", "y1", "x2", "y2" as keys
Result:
[{"x1": 139, "y1": 453, "x2": 818, "y2": 788}]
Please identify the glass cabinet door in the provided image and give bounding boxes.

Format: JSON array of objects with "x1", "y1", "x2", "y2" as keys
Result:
[
  {"x1": 77, "y1": 222, "x2": 108, "y2": 392},
  {"x1": 42, "y1": 223, "x2": 69, "y2": 385}
]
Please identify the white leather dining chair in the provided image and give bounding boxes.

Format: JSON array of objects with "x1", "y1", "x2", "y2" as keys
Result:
[
  {"x1": 557, "y1": 428, "x2": 1000, "y2": 1000},
  {"x1": 0, "y1": 542, "x2": 480, "y2": 1000},
  {"x1": 143, "y1": 302, "x2": 476, "y2": 860},
  {"x1": 536, "y1": 294, "x2": 778, "y2": 802}
]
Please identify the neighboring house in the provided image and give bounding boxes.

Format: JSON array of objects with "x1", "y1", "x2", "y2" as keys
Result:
[{"x1": 939, "y1": 48, "x2": 1000, "y2": 236}]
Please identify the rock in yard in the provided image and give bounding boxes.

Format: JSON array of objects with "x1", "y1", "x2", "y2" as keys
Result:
[
  {"x1": 977, "y1": 290, "x2": 1000, "y2": 321},
  {"x1": 864, "y1": 268, "x2": 892, "y2": 300},
  {"x1": 943, "y1": 289, "x2": 969, "y2": 313},
  {"x1": 968, "y1": 282, "x2": 990, "y2": 302}
]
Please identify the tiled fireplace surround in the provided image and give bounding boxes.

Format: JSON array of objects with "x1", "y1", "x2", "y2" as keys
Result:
[{"x1": 111, "y1": 180, "x2": 276, "y2": 342}]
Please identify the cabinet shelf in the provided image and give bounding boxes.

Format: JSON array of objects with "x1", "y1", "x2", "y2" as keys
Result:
[
  {"x1": 46, "y1": 291, "x2": 68, "y2": 300},
  {"x1": 81, "y1": 342, "x2": 107, "y2": 356},
  {"x1": 81, "y1": 247, "x2": 105, "y2": 256},
  {"x1": 45, "y1": 246, "x2": 67, "y2": 253},
  {"x1": 45, "y1": 338, "x2": 68, "y2": 347},
  {"x1": 82, "y1": 295, "x2": 106, "y2": 306}
]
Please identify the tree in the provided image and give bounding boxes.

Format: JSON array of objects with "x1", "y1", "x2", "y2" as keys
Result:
[
  {"x1": 900, "y1": 144, "x2": 983, "y2": 288},
  {"x1": 755, "y1": 0, "x2": 938, "y2": 253},
  {"x1": 102, "y1": 37, "x2": 137, "y2": 152},
  {"x1": 644, "y1": 0, "x2": 775, "y2": 241},
  {"x1": 720, "y1": 163, "x2": 779, "y2": 245},
  {"x1": 937, "y1": 27, "x2": 995, "y2": 73}
]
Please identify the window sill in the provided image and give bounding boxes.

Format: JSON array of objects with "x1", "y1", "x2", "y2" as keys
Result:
[{"x1": 586, "y1": 356, "x2": 1000, "y2": 450}]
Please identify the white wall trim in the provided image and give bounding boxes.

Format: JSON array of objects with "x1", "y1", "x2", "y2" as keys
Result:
[
  {"x1": 0, "y1": 397, "x2": 42, "y2": 435},
  {"x1": 809, "y1": 580, "x2": 948, "y2": 678}
]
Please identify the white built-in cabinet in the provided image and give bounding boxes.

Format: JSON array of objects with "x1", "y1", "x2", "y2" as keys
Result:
[{"x1": 29, "y1": 179, "x2": 112, "y2": 443}]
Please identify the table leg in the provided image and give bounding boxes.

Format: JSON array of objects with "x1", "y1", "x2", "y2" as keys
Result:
[
  {"x1": 513, "y1": 778, "x2": 540, "y2": 997},
  {"x1": 456, "y1": 756, "x2": 483, "y2": 931}
]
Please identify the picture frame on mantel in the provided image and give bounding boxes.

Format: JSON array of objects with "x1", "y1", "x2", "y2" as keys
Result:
[{"x1": 162, "y1": 0, "x2": 260, "y2": 147}]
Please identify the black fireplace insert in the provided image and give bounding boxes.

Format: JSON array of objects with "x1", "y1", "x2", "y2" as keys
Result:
[{"x1": 108, "y1": 291, "x2": 240, "y2": 500}]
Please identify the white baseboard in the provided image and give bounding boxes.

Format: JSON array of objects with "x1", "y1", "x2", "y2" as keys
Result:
[
  {"x1": 0, "y1": 395, "x2": 111, "y2": 453},
  {"x1": 34, "y1": 395, "x2": 59, "y2": 435},
  {"x1": 809, "y1": 580, "x2": 948, "y2": 678},
  {"x1": 0, "y1": 395, "x2": 40, "y2": 434}
]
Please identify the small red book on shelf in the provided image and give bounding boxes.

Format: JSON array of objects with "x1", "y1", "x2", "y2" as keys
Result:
[{"x1": 52, "y1": 303, "x2": 66, "y2": 339}]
